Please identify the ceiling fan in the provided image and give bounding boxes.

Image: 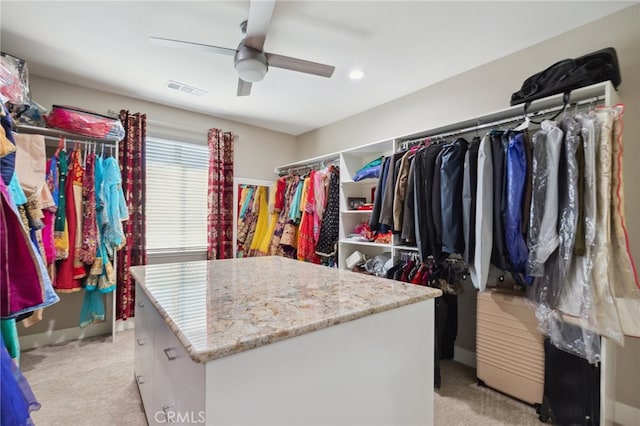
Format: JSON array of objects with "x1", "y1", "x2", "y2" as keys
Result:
[{"x1": 149, "y1": 0, "x2": 335, "y2": 96}]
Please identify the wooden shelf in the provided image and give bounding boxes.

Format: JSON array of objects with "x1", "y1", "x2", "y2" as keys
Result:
[{"x1": 339, "y1": 239, "x2": 391, "y2": 248}]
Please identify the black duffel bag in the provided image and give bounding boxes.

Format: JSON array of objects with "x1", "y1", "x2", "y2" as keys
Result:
[{"x1": 510, "y1": 47, "x2": 621, "y2": 107}]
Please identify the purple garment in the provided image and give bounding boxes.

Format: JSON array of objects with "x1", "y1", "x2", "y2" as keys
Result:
[{"x1": 505, "y1": 132, "x2": 529, "y2": 272}]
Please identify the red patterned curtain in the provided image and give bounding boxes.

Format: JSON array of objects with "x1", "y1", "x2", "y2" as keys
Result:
[
  {"x1": 116, "y1": 110, "x2": 147, "y2": 320},
  {"x1": 207, "y1": 129, "x2": 234, "y2": 260}
]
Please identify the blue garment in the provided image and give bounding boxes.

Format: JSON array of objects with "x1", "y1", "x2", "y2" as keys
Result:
[
  {"x1": 1, "y1": 336, "x2": 40, "y2": 425},
  {"x1": 8, "y1": 173, "x2": 27, "y2": 206},
  {"x1": 440, "y1": 138, "x2": 468, "y2": 254},
  {"x1": 79, "y1": 290, "x2": 105, "y2": 328},
  {"x1": 288, "y1": 181, "x2": 304, "y2": 222},
  {"x1": 505, "y1": 132, "x2": 529, "y2": 272},
  {"x1": 239, "y1": 186, "x2": 255, "y2": 219},
  {"x1": 102, "y1": 156, "x2": 129, "y2": 255}
]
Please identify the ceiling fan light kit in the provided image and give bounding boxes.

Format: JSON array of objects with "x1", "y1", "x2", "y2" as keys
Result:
[{"x1": 234, "y1": 44, "x2": 268, "y2": 83}]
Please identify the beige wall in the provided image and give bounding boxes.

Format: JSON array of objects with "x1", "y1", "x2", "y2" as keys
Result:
[
  {"x1": 297, "y1": 5, "x2": 640, "y2": 409},
  {"x1": 29, "y1": 76, "x2": 297, "y2": 181},
  {"x1": 19, "y1": 76, "x2": 296, "y2": 337}
]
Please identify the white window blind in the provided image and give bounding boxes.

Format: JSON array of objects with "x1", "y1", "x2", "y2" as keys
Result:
[{"x1": 146, "y1": 137, "x2": 208, "y2": 253}]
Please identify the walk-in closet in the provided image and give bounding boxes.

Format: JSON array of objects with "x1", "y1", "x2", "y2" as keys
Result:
[{"x1": 2, "y1": 1, "x2": 639, "y2": 426}]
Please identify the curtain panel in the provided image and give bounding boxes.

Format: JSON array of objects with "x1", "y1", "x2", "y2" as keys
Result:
[
  {"x1": 116, "y1": 110, "x2": 146, "y2": 320},
  {"x1": 207, "y1": 129, "x2": 234, "y2": 260}
]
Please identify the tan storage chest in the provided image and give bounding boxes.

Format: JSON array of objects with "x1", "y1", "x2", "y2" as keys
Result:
[{"x1": 476, "y1": 289, "x2": 545, "y2": 405}]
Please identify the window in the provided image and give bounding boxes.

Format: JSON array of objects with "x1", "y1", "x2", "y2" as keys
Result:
[{"x1": 146, "y1": 137, "x2": 208, "y2": 253}]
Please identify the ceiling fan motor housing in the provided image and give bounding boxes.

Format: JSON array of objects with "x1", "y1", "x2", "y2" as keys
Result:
[{"x1": 234, "y1": 43, "x2": 269, "y2": 82}]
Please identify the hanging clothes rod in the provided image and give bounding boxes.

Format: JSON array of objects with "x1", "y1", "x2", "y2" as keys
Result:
[
  {"x1": 277, "y1": 157, "x2": 340, "y2": 176},
  {"x1": 14, "y1": 124, "x2": 120, "y2": 144},
  {"x1": 398, "y1": 95, "x2": 604, "y2": 151}
]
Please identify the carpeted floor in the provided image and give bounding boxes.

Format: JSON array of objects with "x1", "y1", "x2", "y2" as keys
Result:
[{"x1": 20, "y1": 330, "x2": 540, "y2": 425}]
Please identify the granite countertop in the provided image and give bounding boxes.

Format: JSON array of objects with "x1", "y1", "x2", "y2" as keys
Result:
[{"x1": 130, "y1": 257, "x2": 441, "y2": 364}]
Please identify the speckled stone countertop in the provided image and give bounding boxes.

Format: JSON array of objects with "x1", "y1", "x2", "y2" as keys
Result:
[{"x1": 130, "y1": 257, "x2": 441, "y2": 364}]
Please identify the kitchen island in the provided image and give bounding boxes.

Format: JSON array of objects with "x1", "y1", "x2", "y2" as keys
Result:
[{"x1": 130, "y1": 256, "x2": 441, "y2": 426}]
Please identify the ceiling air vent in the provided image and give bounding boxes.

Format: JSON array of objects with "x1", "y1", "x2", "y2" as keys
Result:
[{"x1": 166, "y1": 80, "x2": 207, "y2": 96}]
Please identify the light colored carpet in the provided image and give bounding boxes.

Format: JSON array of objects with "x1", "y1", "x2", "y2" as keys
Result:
[{"x1": 20, "y1": 330, "x2": 539, "y2": 425}]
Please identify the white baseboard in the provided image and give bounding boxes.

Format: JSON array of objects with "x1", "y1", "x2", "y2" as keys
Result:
[
  {"x1": 614, "y1": 401, "x2": 640, "y2": 426},
  {"x1": 454, "y1": 346, "x2": 476, "y2": 368},
  {"x1": 115, "y1": 318, "x2": 136, "y2": 332},
  {"x1": 18, "y1": 323, "x2": 112, "y2": 350}
]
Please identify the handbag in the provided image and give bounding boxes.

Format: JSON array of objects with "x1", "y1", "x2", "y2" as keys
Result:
[{"x1": 510, "y1": 47, "x2": 621, "y2": 108}]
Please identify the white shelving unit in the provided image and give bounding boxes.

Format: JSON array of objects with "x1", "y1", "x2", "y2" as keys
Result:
[{"x1": 275, "y1": 82, "x2": 633, "y2": 425}]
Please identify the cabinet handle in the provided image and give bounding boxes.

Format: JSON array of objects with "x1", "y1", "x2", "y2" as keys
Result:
[
  {"x1": 163, "y1": 347, "x2": 178, "y2": 361},
  {"x1": 135, "y1": 374, "x2": 145, "y2": 385},
  {"x1": 162, "y1": 404, "x2": 176, "y2": 423},
  {"x1": 136, "y1": 338, "x2": 145, "y2": 346}
]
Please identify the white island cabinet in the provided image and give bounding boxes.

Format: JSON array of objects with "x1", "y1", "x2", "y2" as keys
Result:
[{"x1": 130, "y1": 256, "x2": 441, "y2": 426}]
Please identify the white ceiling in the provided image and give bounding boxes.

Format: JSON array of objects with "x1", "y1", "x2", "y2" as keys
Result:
[{"x1": 0, "y1": 1, "x2": 633, "y2": 135}]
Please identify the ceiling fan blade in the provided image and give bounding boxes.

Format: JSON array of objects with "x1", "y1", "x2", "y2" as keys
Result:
[
  {"x1": 149, "y1": 36, "x2": 236, "y2": 57},
  {"x1": 237, "y1": 79, "x2": 252, "y2": 96},
  {"x1": 265, "y1": 53, "x2": 335, "y2": 78},
  {"x1": 244, "y1": 0, "x2": 275, "y2": 51}
]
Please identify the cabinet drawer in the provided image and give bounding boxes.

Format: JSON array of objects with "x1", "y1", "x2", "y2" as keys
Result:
[{"x1": 153, "y1": 321, "x2": 205, "y2": 424}]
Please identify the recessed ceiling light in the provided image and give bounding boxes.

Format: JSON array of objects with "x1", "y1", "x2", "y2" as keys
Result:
[{"x1": 349, "y1": 69, "x2": 365, "y2": 80}]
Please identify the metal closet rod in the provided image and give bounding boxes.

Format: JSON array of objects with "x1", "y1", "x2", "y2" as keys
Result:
[
  {"x1": 399, "y1": 95, "x2": 605, "y2": 147},
  {"x1": 277, "y1": 157, "x2": 340, "y2": 176}
]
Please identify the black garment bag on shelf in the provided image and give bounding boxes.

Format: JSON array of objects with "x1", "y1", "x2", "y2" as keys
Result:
[{"x1": 510, "y1": 47, "x2": 621, "y2": 118}]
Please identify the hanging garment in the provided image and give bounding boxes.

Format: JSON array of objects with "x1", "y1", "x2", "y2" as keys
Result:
[
  {"x1": 379, "y1": 152, "x2": 404, "y2": 228},
  {"x1": 0, "y1": 338, "x2": 40, "y2": 425},
  {"x1": 13, "y1": 134, "x2": 51, "y2": 230},
  {"x1": 607, "y1": 105, "x2": 640, "y2": 337},
  {"x1": 0, "y1": 106, "x2": 16, "y2": 186},
  {"x1": 53, "y1": 151, "x2": 69, "y2": 260},
  {"x1": 431, "y1": 148, "x2": 444, "y2": 256},
  {"x1": 470, "y1": 134, "x2": 493, "y2": 291},
  {"x1": 0, "y1": 177, "x2": 59, "y2": 318},
  {"x1": 490, "y1": 131, "x2": 510, "y2": 271},
  {"x1": 505, "y1": 131, "x2": 529, "y2": 272},
  {"x1": 414, "y1": 144, "x2": 444, "y2": 261},
  {"x1": 556, "y1": 113, "x2": 598, "y2": 317},
  {"x1": 316, "y1": 168, "x2": 340, "y2": 257},
  {"x1": 369, "y1": 156, "x2": 390, "y2": 232},
  {"x1": 393, "y1": 151, "x2": 413, "y2": 233},
  {"x1": 79, "y1": 153, "x2": 98, "y2": 264},
  {"x1": 55, "y1": 149, "x2": 82, "y2": 293},
  {"x1": 102, "y1": 156, "x2": 129, "y2": 255},
  {"x1": 527, "y1": 122, "x2": 563, "y2": 277},
  {"x1": 573, "y1": 132, "x2": 587, "y2": 256},
  {"x1": 269, "y1": 176, "x2": 299, "y2": 256},
  {"x1": 249, "y1": 186, "x2": 269, "y2": 256},
  {"x1": 557, "y1": 117, "x2": 581, "y2": 276},
  {"x1": 440, "y1": 138, "x2": 468, "y2": 254},
  {"x1": 257, "y1": 182, "x2": 279, "y2": 256},
  {"x1": 400, "y1": 155, "x2": 417, "y2": 243},
  {"x1": 70, "y1": 150, "x2": 86, "y2": 279},
  {"x1": 589, "y1": 109, "x2": 622, "y2": 342},
  {"x1": 462, "y1": 137, "x2": 480, "y2": 265},
  {"x1": 298, "y1": 173, "x2": 321, "y2": 263}
]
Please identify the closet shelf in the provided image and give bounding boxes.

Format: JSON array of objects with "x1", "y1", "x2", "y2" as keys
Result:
[
  {"x1": 341, "y1": 179, "x2": 377, "y2": 186},
  {"x1": 341, "y1": 210, "x2": 372, "y2": 214},
  {"x1": 15, "y1": 124, "x2": 121, "y2": 143},
  {"x1": 395, "y1": 245, "x2": 419, "y2": 252},
  {"x1": 339, "y1": 239, "x2": 392, "y2": 248}
]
